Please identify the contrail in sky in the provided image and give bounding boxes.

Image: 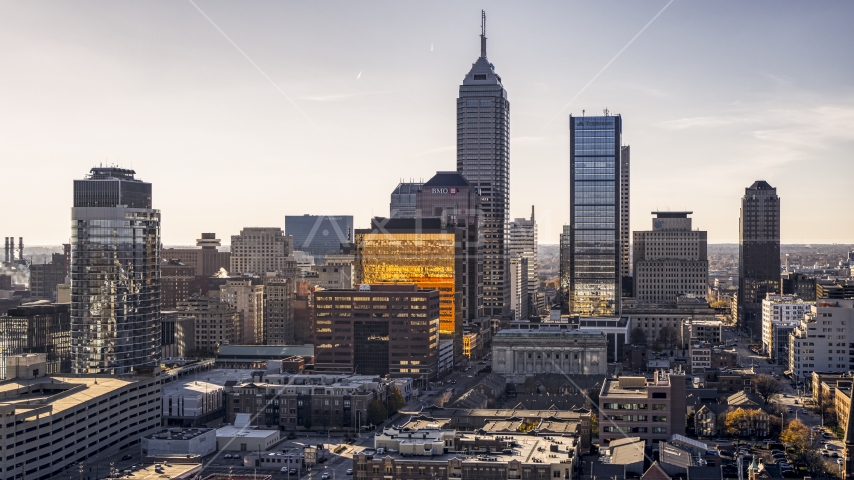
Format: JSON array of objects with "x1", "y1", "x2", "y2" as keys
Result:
[
  {"x1": 357, "y1": 70, "x2": 363, "y2": 80},
  {"x1": 541, "y1": 0, "x2": 675, "y2": 131},
  {"x1": 187, "y1": 0, "x2": 321, "y2": 132}
]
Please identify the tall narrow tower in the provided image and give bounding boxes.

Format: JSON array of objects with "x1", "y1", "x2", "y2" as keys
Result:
[
  {"x1": 620, "y1": 145, "x2": 631, "y2": 296},
  {"x1": 510, "y1": 207, "x2": 539, "y2": 316},
  {"x1": 566, "y1": 114, "x2": 622, "y2": 316},
  {"x1": 456, "y1": 11, "x2": 511, "y2": 317},
  {"x1": 738, "y1": 180, "x2": 781, "y2": 338},
  {"x1": 70, "y1": 167, "x2": 161, "y2": 374}
]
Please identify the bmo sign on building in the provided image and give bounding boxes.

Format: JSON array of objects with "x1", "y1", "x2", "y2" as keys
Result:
[{"x1": 431, "y1": 187, "x2": 458, "y2": 195}]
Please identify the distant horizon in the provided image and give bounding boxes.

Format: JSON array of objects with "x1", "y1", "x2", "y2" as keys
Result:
[{"x1": 2, "y1": 3, "x2": 852, "y2": 245}]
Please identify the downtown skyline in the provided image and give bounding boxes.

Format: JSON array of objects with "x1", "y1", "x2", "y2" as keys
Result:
[{"x1": 2, "y1": 2, "x2": 853, "y2": 245}]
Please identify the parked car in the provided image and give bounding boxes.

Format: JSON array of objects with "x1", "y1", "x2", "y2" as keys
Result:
[
  {"x1": 121, "y1": 455, "x2": 133, "y2": 461},
  {"x1": 322, "y1": 474, "x2": 331, "y2": 480},
  {"x1": 833, "y1": 452, "x2": 840, "y2": 458},
  {"x1": 224, "y1": 454, "x2": 231, "y2": 459},
  {"x1": 281, "y1": 467, "x2": 290, "y2": 473},
  {"x1": 347, "y1": 468, "x2": 354, "y2": 475}
]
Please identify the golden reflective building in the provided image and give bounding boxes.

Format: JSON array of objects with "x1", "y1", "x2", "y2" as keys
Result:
[{"x1": 354, "y1": 218, "x2": 465, "y2": 342}]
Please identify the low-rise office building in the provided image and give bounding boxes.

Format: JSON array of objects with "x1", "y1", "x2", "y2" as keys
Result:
[
  {"x1": 622, "y1": 297, "x2": 717, "y2": 349},
  {"x1": 353, "y1": 428, "x2": 576, "y2": 480},
  {"x1": 0, "y1": 368, "x2": 161, "y2": 480},
  {"x1": 761, "y1": 294, "x2": 811, "y2": 362},
  {"x1": 224, "y1": 374, "x2": 399, "y2": 432},
  {"x1": 413, "y1": 407, "x2": 592, "y2": 451},
  {"x1": 217, "y1": 423, "x2": 280, "y2": 452},
  {"x1": 141, "y1": 427, "x2": 217, "y2": 457},
  {"x1": 682, "y1": 319, "x2": 723, "y2": 347},
  {"x1": 599, "y1": 371, "x2": 687, "y2": 445},
  {"x1": 162, "y1": 379, "x2": 224, "y2": 427}
]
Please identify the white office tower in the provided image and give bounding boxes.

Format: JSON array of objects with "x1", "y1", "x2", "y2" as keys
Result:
[{"x1": 510, "y1": 207, "x2": 539, "y2": 316}]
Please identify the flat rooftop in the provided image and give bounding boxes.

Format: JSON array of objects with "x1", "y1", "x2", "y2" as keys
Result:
[
  {"x1": 357, "y1": 432, "x2": 574, "y2": 466},
  {"x1": 602, "y1": 377, "x2": 660, "y2": 397},
  {"x1": 0, "y1": 375, "x2": 136, "y2": 417},
  {"x1": 131, "y1": 463, "x2": 201, "y2": 480},
  {"x1": 494, "y1": 329, "x2": 607, "y2": 339},
  {"x1": 217, "y1": 425, "x2": 279, "y2": 438}
]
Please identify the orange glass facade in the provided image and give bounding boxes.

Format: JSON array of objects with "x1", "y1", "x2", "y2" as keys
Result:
[{"x1": 354, "y1": 232, "x2": 461, "y2": 336}]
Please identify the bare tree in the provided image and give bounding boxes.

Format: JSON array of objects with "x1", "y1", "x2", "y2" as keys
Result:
[
  {"x1": 630, "y1": 327, "x2": 647, "y2": 346},
  {"x1": 752, "y1": 374, "x2": 783, "y2": 405}
]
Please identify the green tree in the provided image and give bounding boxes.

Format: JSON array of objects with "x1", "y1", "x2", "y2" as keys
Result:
[
  {"x1": 630, "y1": 327, "x2": 647, "y2": 346},
  {"x1": 367, "y1": 400, "x2": 388, "y2": 426},
  {"x1": 388, "y1": 388, "x2": 406, "y2": 413}
]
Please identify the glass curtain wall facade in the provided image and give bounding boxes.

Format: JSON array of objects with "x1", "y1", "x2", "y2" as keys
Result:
[
  {"x1": 456, "y1": 24, "x2": 510, "y2": 317},
  {"x1": 285, "y1": 215, "x2": 354, "y2": 261},
  {"x1": 568, "y1": 115, "x2": 622, "y2": 316},
  {"x1": 0, "y1": 303, "x2": 71, "y2": 377},
  {"x1": 738, "y1": 181, "x2": 781, "y2": 337},
  {"x1": 353, "y1": 219, "x2": 463, "y2": 338},
  {"x1": 71, "y1": 167, "x2": 161, "y2": 375}
]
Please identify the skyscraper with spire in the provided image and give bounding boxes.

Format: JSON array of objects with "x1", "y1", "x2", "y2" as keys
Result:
[{"x1": 457, "y1": 11, "x2": 511, "y2": 317}]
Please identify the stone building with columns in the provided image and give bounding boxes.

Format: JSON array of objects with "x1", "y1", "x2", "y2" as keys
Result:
[{"x1": 490, "y1": 328, "x2": 608, "y2": 382}]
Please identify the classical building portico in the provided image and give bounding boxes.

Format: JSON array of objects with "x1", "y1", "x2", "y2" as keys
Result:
[{"x1": 491, "y1": 329, "x2": 608, "y2": 382}]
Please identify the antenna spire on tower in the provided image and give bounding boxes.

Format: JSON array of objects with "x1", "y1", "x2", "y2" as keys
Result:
[{"x1": 480, "y1": 10, "x2": 487, "y2": 58}]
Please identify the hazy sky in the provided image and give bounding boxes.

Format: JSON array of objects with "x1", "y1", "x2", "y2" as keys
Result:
[{"x1": 2, "y1": 1, "x2": 853, "y2": 245}]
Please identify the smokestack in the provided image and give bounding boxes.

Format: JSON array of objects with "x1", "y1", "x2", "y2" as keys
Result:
[
  {"x1": 3, "y1": 237, "x2": 8, "y2": 263},
  {"x1": 19, "y1": 237, "x2": 23, "y2": 261}
]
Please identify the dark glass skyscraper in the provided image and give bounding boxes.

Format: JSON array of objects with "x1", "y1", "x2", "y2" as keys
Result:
[
  {"x1": 456, "y1": 13, "x2": 510, "y2": 317},
  {"x1": 566, "y1": 115, "x2": 622, "y2": 316},
  {"x1": 738, "y1": 180, "x2": 781, "y2": 337},
  {"x1": 285, "y1": 215, "x2": 354, "y2": 261},
  {"x1": 71, "y1": 167, "x2": 161, "y2": 374}
]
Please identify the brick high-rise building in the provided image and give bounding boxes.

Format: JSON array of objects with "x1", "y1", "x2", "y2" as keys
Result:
[
  {"x1": 162, "y1": 232, "x2": 230, "y2": 277},
  {"x1": 313, "y1": 284, "x2": 440, "y2": 383},
  {"x1": 177, "y1": 295, "x2": 240, "y2": 354},
  {"x1": 161, "y1": 259, "x2": 196, "y2": 309},
  {"x1": 230, "y1": 227, "x2": 293, "y2": 276},
  {"x1": 220, "y1": 279, "x2": 265, "y2": 345},
  {"x1": 633, "y1": 211, "x2": 708, "y2": 303},
  {"x1": 30, "y1": 252, "x2": 67, "y2": 300},
  {"x1": 264, "y1": 277, "x2": 295, "y2": 345}
]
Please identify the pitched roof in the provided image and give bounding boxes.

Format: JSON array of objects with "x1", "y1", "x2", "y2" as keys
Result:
[
  {"x1": 727, "y1": 391, "x2": 761, "y2": 406},
  {"x1": 748, "y1": 180, "x2": 774, "y2": 190},
  {"x1": 423, "y1": 172, "x2": 471, "y2": 188},
  {"x1": 641, "y1": 461, "x2": 672, "y2": 480},
  {"x1": 687, "y1": 466, "x2": 723, "y2": 480}
]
